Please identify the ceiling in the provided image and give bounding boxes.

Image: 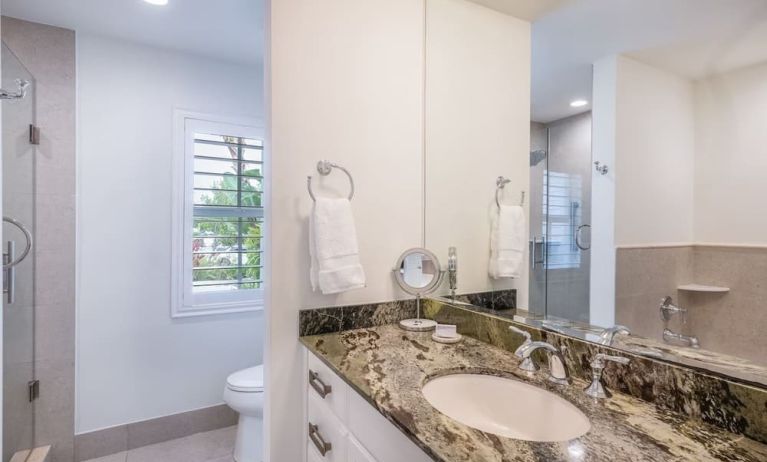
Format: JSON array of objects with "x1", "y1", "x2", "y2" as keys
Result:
[
  {"x1": 4, "y1": 0, "x2": 766, "y2": 123},
  {"x1": 467, "y1": 0, "x2": 572, "y2": 21},
  {"x1": 2, "y1": 0, "x2": 264, "y2": 65},
  {"x1": 532, "y1": 0, "x2": 767, "y2": 123}
]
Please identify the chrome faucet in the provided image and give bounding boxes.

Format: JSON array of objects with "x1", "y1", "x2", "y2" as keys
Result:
[
  {"x1": 516, "y1": 341, "x2": 570, "y2": 385},
  {"x1": 659, "y1": 296, "x2": 686, "y2": 320},
  {"x1": 598, "y1": 325, "x2": 631, "y2": 346},
  {"x1": 659, "y1": 296, "x2": 700, "y2": 348},
  {"x1": 663, "y1": 329, "x2": 700, "y2": 348},
  {"x1": 508, "y1": 325, "x2": 535, "y2": 371},
  {"x1": 584, "y1": 353, "x2": 630, "y2": 399}
]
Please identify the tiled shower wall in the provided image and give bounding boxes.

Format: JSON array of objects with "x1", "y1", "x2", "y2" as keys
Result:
[
  {"x1": 616, "y1": 245, "x2": 767, "y2": 365},
  {"x1": 3, "y1": 17, "x2": 77, "y2": 461}
]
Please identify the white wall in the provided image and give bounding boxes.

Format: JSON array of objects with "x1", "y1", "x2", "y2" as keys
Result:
[
  {"x1": 589, "y1": 56, "x2": 617, "y2": 327},
  {"x1": 77, "y1": 35, "x2": 264, "y2": 433},
  {"x1": 424, "y1": 0, "x2": 531, "y2": 304},
  {"x1": 589, "y1": 56, "x2": 618, "y2": 326},
  {"x1": 266, "y1": 0, "x2": 426, "y2": 460},
  {"x1": 614, "y1": 56, "x2": 696, "y2": 246},
  {"x1": 694, "y1": 62, "x2": 767, "y2": 245}
]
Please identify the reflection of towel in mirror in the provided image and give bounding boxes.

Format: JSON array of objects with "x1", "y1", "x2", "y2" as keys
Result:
[
  {"x1": 310, "y1": 198, "x2": 366, "y2": 294},
  {"x1": 489, "y1": 205, "x2": 525, "y2": 279}
]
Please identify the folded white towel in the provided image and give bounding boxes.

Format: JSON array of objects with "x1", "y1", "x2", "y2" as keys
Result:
[
  {"x1": 489, "y1": 205, "x2": 525, "y2": 279},
  {"x1": 309, "y1": 198, "x2": 366, "y2": 294}
]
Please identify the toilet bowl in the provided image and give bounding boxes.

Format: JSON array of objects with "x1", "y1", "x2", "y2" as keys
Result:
[{"x1": 224, "y1": 365, "x2": 264, "y2": 462}]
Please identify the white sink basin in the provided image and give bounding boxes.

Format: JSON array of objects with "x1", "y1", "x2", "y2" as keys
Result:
[{"x1": 422, "y1": 374, "x2": 590, "y2": 442}]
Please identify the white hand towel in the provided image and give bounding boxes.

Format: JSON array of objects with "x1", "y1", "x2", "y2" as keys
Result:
[
  {"x1": 309, "y1": 198, "x2": 366, "y2": 294},
  {"x1": 489, "y1": 205, "x2": 525, "y2": 279}
]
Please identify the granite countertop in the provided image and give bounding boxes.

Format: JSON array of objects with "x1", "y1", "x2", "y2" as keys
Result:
[
  {"x1": 433, "y1": 296, "x2": 767, "y2": 388},
  {"x1": 300, "y1": 325, "x2": 767, "y2": 462}
]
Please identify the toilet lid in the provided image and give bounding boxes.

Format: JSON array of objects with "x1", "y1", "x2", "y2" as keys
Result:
[{"x1": 226, "y1": 365, "x2": 264, "y2": 392}]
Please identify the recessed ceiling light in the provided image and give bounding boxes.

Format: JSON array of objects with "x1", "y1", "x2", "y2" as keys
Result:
[
  {"x1": 144, "y1": 0, "x2": 168, "y2": 5},
  {"x1": 570, "y1": 99, "x2": 588, "y2": 108}
]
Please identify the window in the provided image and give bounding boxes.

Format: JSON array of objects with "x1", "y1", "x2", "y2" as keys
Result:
[
  {"x1": 172, "y1": 112, "x2": 264, "y2": 317},
  {"x1": 542, "y1": 171, "x2": 582, "y2": 270}
]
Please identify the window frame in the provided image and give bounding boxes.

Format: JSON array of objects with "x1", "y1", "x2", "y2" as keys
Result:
[{"x1": 172, "y1": 110, "x2": 265, "y2": 318}]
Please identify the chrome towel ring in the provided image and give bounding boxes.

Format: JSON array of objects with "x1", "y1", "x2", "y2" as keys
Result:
[
  {"x1": 307, "y1": 161, "x2": 355, "y2": 201},
  {"x1": 495, "y1": 176, "x2": 524, "y2": 209},
  {"x1": 3, "y1": 216, "x2": 33, "y2": 269}
]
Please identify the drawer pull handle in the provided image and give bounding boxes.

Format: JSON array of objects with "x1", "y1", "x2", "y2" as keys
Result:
[
  {"x1": 308, "y1": 423, "x2": 332, "y2": 456},
  {"x1": 309, "y1": 370, "x2": 332, "y2": 398}
]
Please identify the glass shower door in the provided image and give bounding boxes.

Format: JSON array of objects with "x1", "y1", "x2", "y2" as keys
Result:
[
  {"x1": 529, "y1": 113, "x2": 592, "y2": 323},
  {"x1": 2, "y1": 43, "x2": 37, "y2": 461}
]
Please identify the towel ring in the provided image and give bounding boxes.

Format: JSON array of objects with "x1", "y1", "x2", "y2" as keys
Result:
[
  {"x1": 495, "y1": 176, "x2": 524, "y2": 209},
  {"x1": 307, "y1": 161, "x2": 355, "y2": 202}
]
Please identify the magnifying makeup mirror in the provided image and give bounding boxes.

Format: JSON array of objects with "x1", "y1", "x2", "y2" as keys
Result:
[{"x1": 393, "y1": 248, "x2": 443, "y2": 331}]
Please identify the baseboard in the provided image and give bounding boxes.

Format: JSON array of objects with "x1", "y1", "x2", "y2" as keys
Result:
[{"x1": 74, "y1": 404, "x2": 237, "y2": 461}]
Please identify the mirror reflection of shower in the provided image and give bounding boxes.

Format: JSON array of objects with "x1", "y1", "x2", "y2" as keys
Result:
[
  {"x1": 0, "y1": 77, "x2": 30, "y2": 100},
  {"x1": 530, "y1": 149, "x2": 547, "y2": 167}
]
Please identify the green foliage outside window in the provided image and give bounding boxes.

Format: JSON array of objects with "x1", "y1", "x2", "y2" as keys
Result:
[{"x1": 192, "y1": 137, "x2": 263, "y2": 290}]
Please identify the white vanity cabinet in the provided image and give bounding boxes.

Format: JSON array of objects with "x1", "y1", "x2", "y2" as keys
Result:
[{"x1": 304, "y1": 349, "x2": 433, "y2": 462}]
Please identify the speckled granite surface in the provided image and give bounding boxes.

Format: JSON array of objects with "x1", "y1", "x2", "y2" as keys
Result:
[
  {"x1": 424, "y1": 300, "x2": 767, "y2": 445},
  {"x1": 301, "y1": 325, "x2": 767, "y2": 462},
  {"x1": 430, "y1": 296, "x2": 767, "y2": 388},
  {"x1": 299, "y1": 299, "x2": 417, "y2": 336},
  {"x1": 448, "y1": 289, "x2": 517, "y2": 311}
]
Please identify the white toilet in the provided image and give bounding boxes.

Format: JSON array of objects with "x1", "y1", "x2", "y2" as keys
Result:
[{"x1": 224, "y1": 365, "x2": 264, "y2": 462}]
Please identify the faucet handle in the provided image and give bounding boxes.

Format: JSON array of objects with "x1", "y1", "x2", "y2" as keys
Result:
[
  {"x1": 591, "y1": 353, "x2": 630, "y2": 369},
  {"x1": 509, "y1": 325, "x2": 533, "y2": 358},
  {"x1": 598, "y1": 325, "x2": 631, "y2": 346},
  {"x1": 509, "y1": 325, "x2": 532, "y2": 342},
  {"x1": 584, "y1": 353, "x2": 630, "y2": 399}
]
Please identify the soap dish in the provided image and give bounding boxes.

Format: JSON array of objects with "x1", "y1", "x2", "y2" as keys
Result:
[{"x1": 432, "y1": 333, "x2": 463, "y2": 344}]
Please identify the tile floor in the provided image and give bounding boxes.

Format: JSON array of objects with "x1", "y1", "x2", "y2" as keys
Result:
[{"x1": 83, "y1": 426, "x2": 236, "y2": 462}]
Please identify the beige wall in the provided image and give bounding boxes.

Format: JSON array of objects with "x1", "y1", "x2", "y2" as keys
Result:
[
  {"x1": 3, "y1": 17, "x2": 77, "y2": 462},
  {"x1": 424, "y1": 0, "x2": 531, "y2": 304},
  {"x1": 267, "y1": 0, "x2": 426, "y2": 460},
  {"x1": 614, "y1": 56, "x2": 696, "y2": 246},
  {"x1": 694, "y1": 62, "x2": 767, "y2": 245},
  {"x1": 616, "y1": 245, "x2": 767, "y2": 365}
]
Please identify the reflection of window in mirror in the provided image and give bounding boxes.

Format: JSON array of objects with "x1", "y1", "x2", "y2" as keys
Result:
[{"x1": 542, "y1": 171, "x2": 582, "y2": 270}]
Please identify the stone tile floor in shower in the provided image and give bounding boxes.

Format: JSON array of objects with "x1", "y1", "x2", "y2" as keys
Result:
[{"x1": 83, "y1": 426, "x2": 236, "y2": 462}]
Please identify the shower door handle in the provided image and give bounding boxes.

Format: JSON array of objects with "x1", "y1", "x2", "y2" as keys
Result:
[
  {"x1": 575, "y1": 224, "x2": 591, "y2": 251},
  {"x1": 3, "y1": 241, "x2": 16, "y2": 304},
  {"x1": 530, "y1": 237, "x2": 546, "y2": 269}
]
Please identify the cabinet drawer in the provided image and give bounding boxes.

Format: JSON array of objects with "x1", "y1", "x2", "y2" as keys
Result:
[
  {"x1": 308, "y1": 392, "x2": 348, "y2": 462},
  {"x1": 348, "y1": 390, "x2": 432, "y2": 462},
  {"x1": 348, "y1": 436, "x2": 378, "y2": 462},
  {"x1": 308, "y1": 351, "x2": 349, "y2": 420}
]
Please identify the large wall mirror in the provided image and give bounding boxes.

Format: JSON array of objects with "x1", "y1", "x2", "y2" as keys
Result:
[{"x1": 424, "y1": 0, "x2": 767, "y2": 386}]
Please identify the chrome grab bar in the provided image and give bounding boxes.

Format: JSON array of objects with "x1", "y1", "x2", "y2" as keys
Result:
[
  {"x1": 308, "y1": 423, "x2": 332, "y2": 456},
  {"x1": 575, "y1": 224, "x2": 591, "y2": 251},
  {"x1": 308, "y1": 370, "x2": 332, "y2": 398},
  {"x1": 3, "y1": 216, "x2": 33, "y2": 269}
]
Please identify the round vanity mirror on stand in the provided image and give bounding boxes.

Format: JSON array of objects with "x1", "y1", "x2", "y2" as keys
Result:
[{"x1": 393, "y1": 248, "x2": 443, "y2": 332}]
